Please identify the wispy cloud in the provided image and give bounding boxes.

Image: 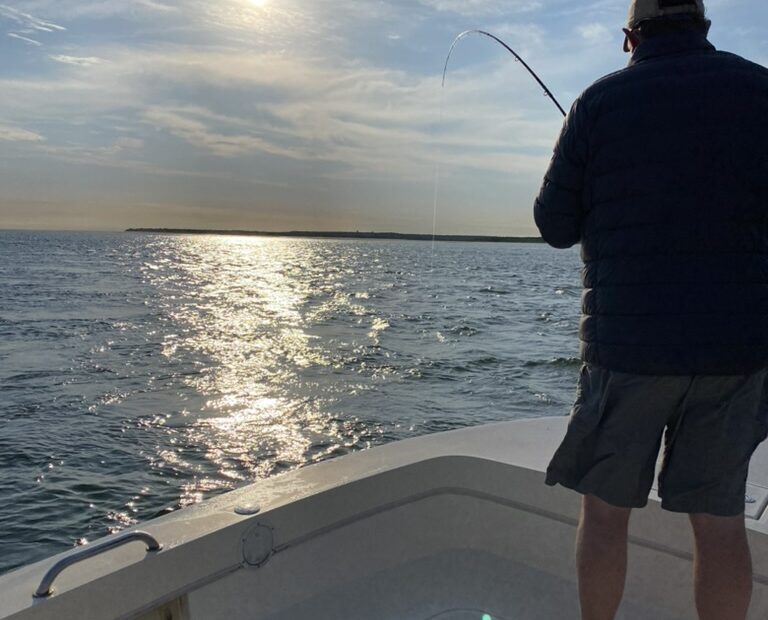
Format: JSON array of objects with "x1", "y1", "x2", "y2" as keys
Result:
[
  {"x1": 418, "y1": 0, "x2": 542, "y2": 17},
  {"x1": 0, "y1": 4, "x2": 65, "y2": 32},
  {"x1": 0, "y1": 125, "x2": 44, "y2": 142},
  {"x1": 4, "y1": 0, "x2": 175, "y2": 20},
  {"x1": 112, "y1": 136, "x2": 143, "y2": 151},
  {"x1": 1, "y1": 3, "x2": 64, "y2": 49},
  {"x1": 50, "y1": 54, "x2": 105, "y2": 66},
  {"x1": 578, "y1": 23, "x2": 610, "y2": 43},
  {"x1": 0, "y1": 38, "x2": 563, "y2": 180},
  {"x1": 8, "y1": 32, "x2": 42, "y2": 46},
  {"x1": 143, "y1": 106, "x2": 304, "y2": 159},
  {"x1": 121, "y1": 44, "x2": 559, "y2": 180},
  {"x1": 491, "y1": 22, "x2": 547, "y2": 47},
  {"x1": 131, "y1": 0, "x2": 176, "y2": 12}
]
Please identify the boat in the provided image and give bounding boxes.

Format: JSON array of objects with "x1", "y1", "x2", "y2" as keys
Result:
[{"x1": 2, "y1": 416, "x2": 768, "y2": 620}]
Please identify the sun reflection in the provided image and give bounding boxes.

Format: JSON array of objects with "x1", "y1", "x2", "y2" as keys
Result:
[
  {"x1": 147, "y1": 237, "x2": 335, "y2": 486},
  {"x1": 139, "y1": 234, "x2": 390, "y2": 507}
]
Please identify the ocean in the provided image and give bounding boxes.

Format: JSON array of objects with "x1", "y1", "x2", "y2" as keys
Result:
[{"x1": 0, "y1": 230, "x2": 582, "y2": 575}]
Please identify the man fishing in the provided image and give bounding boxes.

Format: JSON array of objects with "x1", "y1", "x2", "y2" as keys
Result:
[{"x1": 535, "y1": 0, "x2": 768, "y2": 618}]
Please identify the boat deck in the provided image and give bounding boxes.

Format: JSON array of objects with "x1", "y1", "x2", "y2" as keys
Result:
[{"x1": 2, "y1": 416, "x2": 768, "y2": 620}]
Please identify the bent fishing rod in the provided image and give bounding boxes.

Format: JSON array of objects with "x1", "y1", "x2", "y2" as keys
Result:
[{"x1": 443, "y1": 29, "x2": 567, "y2": 118}]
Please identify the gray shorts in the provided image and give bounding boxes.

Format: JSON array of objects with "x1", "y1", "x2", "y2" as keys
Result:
[{"x1": 545, "y1": 364, "x2": 768, "y2": 516}]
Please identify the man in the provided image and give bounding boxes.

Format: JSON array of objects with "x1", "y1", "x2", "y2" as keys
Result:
[{"x1": 534, "y1": 1, "x2": 768, "y2": 618}]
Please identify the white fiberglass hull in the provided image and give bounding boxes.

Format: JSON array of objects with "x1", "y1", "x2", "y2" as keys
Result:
[{"x1": 3, "y1": 417, "x2": 768, "y2": 620}]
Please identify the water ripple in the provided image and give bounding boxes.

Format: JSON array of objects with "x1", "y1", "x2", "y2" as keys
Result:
[{"x1": 0, "y1": 231, "x2": 581, "y2": 575}]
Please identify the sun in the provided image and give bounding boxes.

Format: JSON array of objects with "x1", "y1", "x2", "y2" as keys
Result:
[{"x1": 249, "y1": 0, "x2": 268, "y2": 6}]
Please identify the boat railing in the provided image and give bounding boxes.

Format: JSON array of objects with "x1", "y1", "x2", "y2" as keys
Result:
[{"x1": 33, "y1": 531, "x2": 162, "y2": 598}]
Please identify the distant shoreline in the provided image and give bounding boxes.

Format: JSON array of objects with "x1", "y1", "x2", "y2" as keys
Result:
[{"x1": 126, "y1": 228, "x2": 544, "y2": 244}]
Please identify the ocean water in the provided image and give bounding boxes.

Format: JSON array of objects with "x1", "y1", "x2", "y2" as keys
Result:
[{"x1": 0, "y1": 231, "x2": 582, "y2": 575}]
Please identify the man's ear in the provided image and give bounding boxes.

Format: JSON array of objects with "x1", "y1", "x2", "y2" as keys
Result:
[{"x1": 622, "y1": 27, "x2": 640, "y2": 53}]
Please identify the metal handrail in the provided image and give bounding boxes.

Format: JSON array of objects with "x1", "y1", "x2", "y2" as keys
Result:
[{"x1": 34, "y1": 531, "x2": 162, "y2": 598}]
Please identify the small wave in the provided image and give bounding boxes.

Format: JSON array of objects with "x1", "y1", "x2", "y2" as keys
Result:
[
  {"x1": 478, "y1": 286, "x2": 511, "y2": 295},
  {"x1": 448, "y1": 325, "x2": 479, "y2": 337},
  {"x1": 0, "y1": 231, "x2": 586, "y2": 576},
  {"x1": 469, "y1": 356, "x2": 501, "y2": 367},
  {"x1": 4, "y1": 370, "x2": 63, "y2": 382},
  {"x1": 524, "y1": 357, "x2": 581, "y2": 368},
  {"x1": 555, "y1": 287, "x2": 580, "y2": 297},
  {"x1": 419, "y1": 420, "x2": 471, "y2": 433},
  {"x1": 450, "y1": 357, "x2": 501, "y2": 372}
]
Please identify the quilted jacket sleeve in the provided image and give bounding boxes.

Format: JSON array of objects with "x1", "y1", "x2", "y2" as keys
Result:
[{"x1": 533, "y1": 96, "x2": 589, "y2": 249}]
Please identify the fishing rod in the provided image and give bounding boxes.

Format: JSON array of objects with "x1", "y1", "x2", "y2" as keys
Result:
[
  {"x1": 442, "y1": 29, "x2": 567, "y2": 118},
  {"x1": 429, "y1": 29, "x2": 565, "y2": 258}
]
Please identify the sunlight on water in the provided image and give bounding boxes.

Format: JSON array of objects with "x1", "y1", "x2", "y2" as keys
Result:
[
  {"x1": 150, "y1": 236, "x2": 335, "y2": 494},
  {"x1": 0, "y1": 231, "x2": 581, "y2": 574},
  {"x1": 134, "y1": 234, "x2": 580, "y2": 511},
  {"x1": 143, "y1": 234, "x2": 581, "y2": 506},
  {"x1": 139, "y1": 235, "x2": 410, "y2": 505}
]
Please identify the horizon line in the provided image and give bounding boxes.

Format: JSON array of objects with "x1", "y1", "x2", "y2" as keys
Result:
[{"x1": 125, "y1": 228, "x2": 545, "y2": 243}]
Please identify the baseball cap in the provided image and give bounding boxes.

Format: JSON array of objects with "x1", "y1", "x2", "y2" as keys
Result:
[{"x1": 623, "y1": 0, "x2": 706, "y2": 52}]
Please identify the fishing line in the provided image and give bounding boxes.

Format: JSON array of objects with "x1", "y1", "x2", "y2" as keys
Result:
[
  {"x1": 430, "y1": 94, "x2": 444, "y2": 273},
  {"x1": 429, "y1": 29, "x2": 567, "y2": 265}
]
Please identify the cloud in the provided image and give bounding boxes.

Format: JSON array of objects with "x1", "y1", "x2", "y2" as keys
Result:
[
  {"x1": 0, "y1": 125, "x2": 44, "y2": 142},
  {"x1": 127, "y1": 46, "x2": 559, "y2": 179},
  {"x1": 4, "y1": 0, "x2": 176, "y2": 20},
  {"x1": 491, "y1": 22, "x2": 547, "y2": 47},
  {"x1": 1, "y1": 3, "x2": 64, "y2": 48},
  {"x1": 113, "y1": 136, "x2": 144, "y2": 150},
  {"x1": 578, "y1": 23, "x2": 610, "y2": 42},
  {"x1": 418, "y1": 0, "x2": 542, "y2": 17},
  {"x1": 0, "y1": 4, "x2": 65, "y2": 32},
  {"x1": 0, "y1": 0, "x2": 604, "y2": 234},
  {"x1": 28, "y1": 143, "x2": 230, "y2": 179},
  {"x1": 8, "y1": 32, "x2": 42, "y2": 46},
  {"x1": 0, "y1": 36, "x2": 562, "y2": 182},
  {"x1": 143, "y1": 107, "x2": 303, "y2": 159},
  {"x1": 132, "y1": 0, "x2": 176, "y2": 11},
  {"x1": 49, "y1": 54, "x2": 105, "y2": 66}
]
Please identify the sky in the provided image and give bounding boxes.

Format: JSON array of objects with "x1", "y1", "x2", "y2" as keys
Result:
[{"x1": 0, "y1": 0, "x2": 766, "y2": 235}]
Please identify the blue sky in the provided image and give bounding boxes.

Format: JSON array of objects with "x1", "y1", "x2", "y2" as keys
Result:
[{"x1": 0, "y1": 0, "x2": 765, "y2": 235}]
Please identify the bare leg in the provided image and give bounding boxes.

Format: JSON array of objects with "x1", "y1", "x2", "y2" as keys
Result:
[
  {"x1": 689, "y1": 513, "x2": 752, "y2": 620},
  {"x1": 577, "y1": 495, "x2": 633, "y2": 620}
]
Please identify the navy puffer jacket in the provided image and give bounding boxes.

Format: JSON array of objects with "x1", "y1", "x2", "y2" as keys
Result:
[{"x1": 534, "y1": 31, "x2": 768, "y2": 376}]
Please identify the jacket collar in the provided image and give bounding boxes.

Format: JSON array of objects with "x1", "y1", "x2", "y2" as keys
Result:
[{"x1": 629, "y1": 32, "x2": 715, "y2": 66}]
